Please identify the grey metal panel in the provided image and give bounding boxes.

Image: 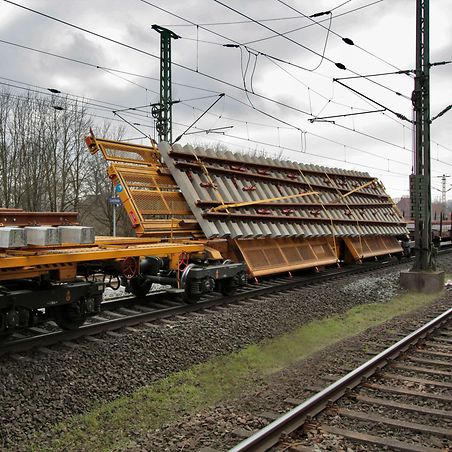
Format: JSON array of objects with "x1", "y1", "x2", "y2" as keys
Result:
[{"x1": 214, "y1": 221, "x2": 231, "y2": 237}]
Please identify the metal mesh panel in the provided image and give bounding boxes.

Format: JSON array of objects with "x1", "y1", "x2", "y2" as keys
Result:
[
  {"x1": 266, "y1": 246, "x2": 285, "y2": 266},
  {"x1": 280, "y1": 242, "x2": 302, "y2": 263},
  {"x1": 95, "y1": 139, "x2": 159, "y2": 165},
  {"x1": 298, "y1": 243, "x2": 316, "y2": 261},
  {"x1": 311, "y1": 243, "x2": 330, "y2": 259},
  {"x1": 104, "y1": 148, "x2": 146, "y2": 162},
  {"x1": 131, "y1": 190, "x2": 169, "y2": 215}
]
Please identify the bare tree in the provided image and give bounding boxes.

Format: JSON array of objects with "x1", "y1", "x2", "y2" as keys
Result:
[{"x1": 0, "y1": 88, "x2": 131, "y2": 235}]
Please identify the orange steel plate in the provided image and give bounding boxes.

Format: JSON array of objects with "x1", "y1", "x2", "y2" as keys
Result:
[
  {"x1": 235, "y1": 237, "x2": 338, "y2": 277},
  {"x1": 0, "y1": 241, "x2": 204, "y2": 269},
  {"x1": 344, "y1": 236, "x2": 402, "y2": 261}
]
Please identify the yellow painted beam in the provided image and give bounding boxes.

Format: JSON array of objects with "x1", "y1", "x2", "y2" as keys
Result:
[
  {"x1": 332, "y1": 178, "x2": 378, "y2": 202},
  {"x1": 209, "y1": 191, "x2": 319, "y2": 212},
  {"x1": 0, "y1": 242, "x2": 204, "y2": 269}
]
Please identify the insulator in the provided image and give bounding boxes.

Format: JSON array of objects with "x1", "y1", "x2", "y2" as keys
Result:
[{"x1": 151, "y1": 105, "x2": 161, "y2": 118}]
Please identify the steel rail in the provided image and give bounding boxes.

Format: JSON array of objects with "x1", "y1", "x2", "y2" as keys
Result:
[
  {"x1": 230, "y1": 307, "x2": 452, "y2": 452},
  {"x1": 0, "y1": 296, "x2": 231, "y2": 355},
  {"x1": 0, "y1": 258, "x2": 404, "y2": 356}
]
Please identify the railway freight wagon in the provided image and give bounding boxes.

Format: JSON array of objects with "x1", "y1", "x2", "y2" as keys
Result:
[
  {"x1": 0, "y1": 134, "x2": 408, "y2": 336},
  {"x1": 86, "y1": 134, "x2": 407, "y2": 277}
]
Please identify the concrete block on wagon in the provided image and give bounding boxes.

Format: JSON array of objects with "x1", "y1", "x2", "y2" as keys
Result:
[
  {"x1": 0, "y1": 227, "x2": 27, "y2": 248},
  {"x1": 24, "y1": 226, "x2": 61, "y2": 246},
  {"x1": 58, "y1": 226, "x2": 95, "y2": 244}
]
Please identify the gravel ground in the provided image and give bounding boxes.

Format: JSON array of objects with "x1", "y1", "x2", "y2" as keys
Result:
[
  {"x1": 129, "y1": 293, "x2": 451, "y2": 452},
  {"x1": 0, "y1": 255, "x2": 451, "y2": 450}
]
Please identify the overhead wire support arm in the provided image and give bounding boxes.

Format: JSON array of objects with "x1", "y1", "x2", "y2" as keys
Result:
[
  {"x1": 184, "y1": 125, "x2": 234, "y2": 136},
  {"x1": 333, "y1": 78, "x2": 413, "y2": 123},
  {"x1": 335, "y1": 70, "x2": 414, "y2": 79},
  {"x1": 431, "y1": 104, "x2": 451, "y2": 121},
  {"x1": 112, "y1": 111, "x2": 150, "y2": 139},
  {"x1": 173, "y1": 93, "x2": 225, "y2": 144},
  {"x1": 309, "y1": 108, "x2": 386, "y2": 122}
]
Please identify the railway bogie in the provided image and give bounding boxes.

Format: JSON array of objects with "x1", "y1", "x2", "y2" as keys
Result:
[
  {"x1": 124, "y1": 255, "x2": 247, "y2": 301},
  {"x1": 0, "y1": 279, "x2": 103, "y2": 336}
]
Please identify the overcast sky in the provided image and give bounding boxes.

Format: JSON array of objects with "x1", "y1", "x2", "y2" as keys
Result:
[{"x1": 1, "y1": 0, "x2": 451, "y2": 199}]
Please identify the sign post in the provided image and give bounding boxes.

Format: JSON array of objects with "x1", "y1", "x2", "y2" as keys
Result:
[{"x1": 108, "y1": 185, "x2": 122, "y2": 237}]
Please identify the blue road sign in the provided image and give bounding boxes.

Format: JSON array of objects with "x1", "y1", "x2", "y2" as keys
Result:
[{"x1": 108, "y1": 196, "x2": 122, "y2": 206}]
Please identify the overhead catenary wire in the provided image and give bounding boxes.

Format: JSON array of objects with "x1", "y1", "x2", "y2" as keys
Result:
[
  {"x1": 0, "y1": 84, "x2": 408, "y2": 170},
  {"x1": 273, "y1": 0, "x2": 413, "y2": 76},
  {"x1": 0, "y1": 39, "x2": 221, "y2": 94},
  {"x1": 212, "y1": 0, "x2": 344, "y2": 71},
  {"x1": 5, "y1": 88, "x2": 448, "y2": 189},
  {"x1": 213, "y1": 0, "x2": 414, "y2": 99},
  {"x1": 158, "y1": 1, "x2": 352, "y2": 28},
  {"x1": 1, "y1": 1, "x2": 322, "y2": 121},
  {"x1": 2, "y1": 74, "x2": 451, "y2": 168},
  {"x1": 136, "y1": 0, "x2": 409, "y2": 103},
  {"x1": 2, "y1": 0, "x2": 413, "y2": 128},
  {"x1": 3, "y1": 2, "x2": 452, "y2": 164}
]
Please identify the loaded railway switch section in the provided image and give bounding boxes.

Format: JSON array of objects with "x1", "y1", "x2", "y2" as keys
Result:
[
  {"x1": 0, "y1": 132, "x2": 409, "y2": 337},
  {"x1": 85, "y1": 133, "x2": 408, "y2": 276},
  {"x1": 157, "y1": 140, "x2": 408, "y2": 274}
]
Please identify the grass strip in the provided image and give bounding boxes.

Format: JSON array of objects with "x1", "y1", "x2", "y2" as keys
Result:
[{"x1": 32, "y1": 290, "x2": 442, "y2": 451}]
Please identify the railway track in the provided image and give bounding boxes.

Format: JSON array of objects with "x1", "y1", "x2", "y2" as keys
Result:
[
  {"x1": 0, "y1": 257, "x2": 407, "y2": 357},
  {"x1": 231, "y1": 306, "x2": 452, "y2": 452}
]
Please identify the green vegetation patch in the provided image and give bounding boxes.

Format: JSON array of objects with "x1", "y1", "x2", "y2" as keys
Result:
[{"x1": 32, "y1": 290, "x2": 442, "y2": 451}]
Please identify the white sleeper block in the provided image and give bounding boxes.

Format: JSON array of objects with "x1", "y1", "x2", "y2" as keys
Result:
[
  {"x1": 25, "y1": 226, "x2": 60, "y2": 246},
  {"x1": 0, "y1": 227, "x2": 27, "y2": 248},
  {"x1": 58, "y1": 226, "x2": 95, "y2": 244}
]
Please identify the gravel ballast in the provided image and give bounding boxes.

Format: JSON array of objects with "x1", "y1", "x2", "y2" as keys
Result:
[{"x1": 0, "y1": 255, "x2": 451, "y2": 449}]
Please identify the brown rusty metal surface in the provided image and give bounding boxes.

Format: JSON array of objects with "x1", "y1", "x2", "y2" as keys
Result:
[
  {"x1": 344, "y1": 236, "x2": 403, "y2": 261},
  {"x1": 0, "y1": 211, "x2": 78, "y2": 226}
]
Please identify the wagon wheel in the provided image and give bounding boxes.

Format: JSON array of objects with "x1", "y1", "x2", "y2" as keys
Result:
[
  {"x1": 220, "y1": 277, "x2": 239, "y2": 296},
  {"x1": 129, "y1": 275, "x2": 153, "y2": 298},
  {"x1": 52, "y1": 298, "x2": 87, "y2": 330},
  {"x1": 121, "y1": 257, "x2": 139, "y2": 280},
  {"x1": 183, "y1": 282, "x2": 202, "y2": 304}
]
